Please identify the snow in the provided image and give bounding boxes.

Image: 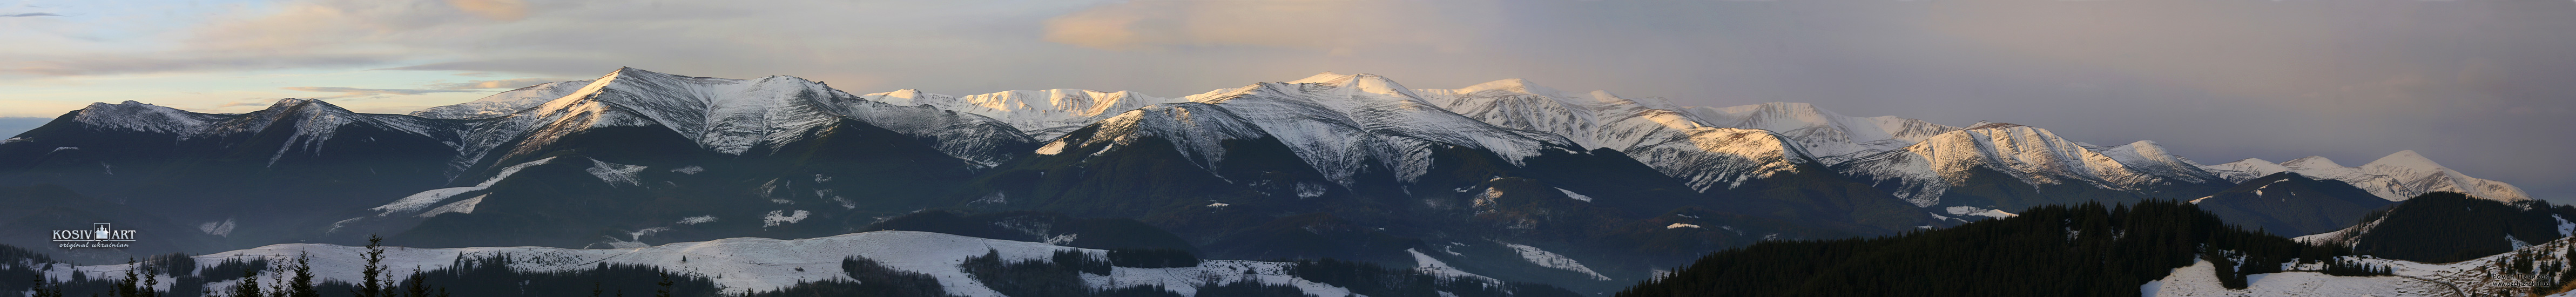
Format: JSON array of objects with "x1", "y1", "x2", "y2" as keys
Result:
[
  {"x1": 678, "y1": 215, "x2": 719, "y2": 225},
  {"x1": 587, "y1": 158, "x2": 648, "y2": 186},
  {"x1": 1556, "y1": 188, "x2": 1593, "y2": 202},
  {"x1": 1158, "y1": 72, "x2": 1588, "y2": 186},
  {"x1": 1061, "y1": 103, "x2": 1271, "y2": 174},
  {"x1": 1407, "y1": 248, "x2": 1499, "y2": 283},
  {"x1": 1947, "y1": 206, "x2": 2020, "y2": 219},
  {"x1": 370, "y1": 187, "x2": 482, "y2": 215},
  {"x1": 429, "y1": 68, "x2": 1035, "y2": 170},
  {"x1": 1419, "y1": 80, "x2": 1815, "y2": 192},
  {"x1": 860, "y1": 89, "x2": 1182, "y2": 140},
  {"x1": 198, "y1": 219, "x2": 236, "y2": 237},
  {"x1": 1666, "y1": 223, "x2": 1702, "y2": 229},
  {"x1": 410, "y1": 80, "x2": 597, "y2": 119},
  {"x1": 71, "y1": 100, "x2": 217, "y2": 134},
  {"x1": 1835, "y1": 122, "x2": 2194, "y2": 207},
  {"x1": 364, "y1": 157, "x2": 556, "y2": 217},
  {"x1": 1494, "y1": 241, "x2": 1611, "y2": 281},
  {"x1": 2201, "y1": 152, "x2": 2532, "y2": 201},
  {"x1": 2558, "y1": 215, "x2": 2573, "y2": 238},
  {"x1": 2141, "y1": 260, "x2": 2431, "y2": 297},
  {"x1": 416, "y1": 194, "x2": 484, "y2": 218},
  {"x1": 761, "y1": 210, "x2": 811, "y2": 227},
  {"x1": 2203, "y1": 158, "x2": 2294, "y2": 183},
  {"x1": 30, "y1": 231, "x2": 1452, "y2": 297},
  {"x1": 671, "y1": 166, "x2": 705, "y2": 174},
  {"x1": 1685, "y1": 102, "x2": 1958, "y2": 164}
]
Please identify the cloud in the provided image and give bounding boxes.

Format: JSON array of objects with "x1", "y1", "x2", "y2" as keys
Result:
[
  {"x1": 426, "y1": 78, "x2": 567, "y2": 90},
  {"x1": 1041, "y1": 1, "x2": 1495, "y2": 51},
  {"x1": 1, "y1": 12, "x2": 61, "y2": 17},
  {"x1": 281, "y1": 86, "x2": 477, "y2": 98},
  {"x1": 447, "y1": 0, "x2": 528, "y2": 21}
]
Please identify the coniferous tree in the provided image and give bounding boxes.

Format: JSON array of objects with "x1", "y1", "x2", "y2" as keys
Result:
[
  {"x1": 358, "y1": 235, "x2": 388, "y2": 297},
  {"x1": 287, "y1": 254, "x2": 316, "y2": 297},
  {"x1": 31, "y1": 276, "x2": 61, "y2": 297},
  {"x1": 138, "y1": 266, "x2": 158, "y2": 297},
  {"x1": 653, "y1": 272, "x2": 673, "y2": 297},
  {"x1": 117, "y1": 259, "x2": 138, "y2": 297},
  {"x1": 401, "y1": 270, "x2": 431, "y2": 297},
  {"x1": 230, "y1": 268, "x2": 262, "y2": 297}
]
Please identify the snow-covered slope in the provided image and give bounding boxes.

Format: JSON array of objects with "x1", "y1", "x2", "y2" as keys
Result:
[
  {"x1": 28, "y1": 231, "x2": 1432, "y2": 297},
  {"x1": 861, "y1": 89, "x2": 1183, "y2": 140},
  {"x1": 1128, "y1": 72, "x2": 1589, "y2": 185},
  {"x1": 65, "y1": 98, "x2": 464, "y2": 166},
  {"x1": 1419, "y1": 78, "x2": 1815, "y2": 191},
  {"x1": 1834, "y1": 122, "x2": 2203, "y2": 207},
  {"x1": 433, "y1": 68, "x2": 1033, "y2": 167},
  {"x1": 2159, "y1": 237, "x2": 2576, "y2": 297},
  {"x1": 2096, "y1": 140, "x2": 2222, "y2": 184},
  {"x1": 410, "y1": 80, "x2": 596, "y2": 120},
  {"x1": 2197, "y1": 151, "x2": 2531, "y2": 201},
  {"x1": 1035, "y1": 103, "x2": 1272, "y2": 169},
  {"x1": 2203, "y1": 158, "x2": 2294, "y2": 183},
  {"x1": 1687, "y1": 102, "x2": 1959, "y2": 164}
]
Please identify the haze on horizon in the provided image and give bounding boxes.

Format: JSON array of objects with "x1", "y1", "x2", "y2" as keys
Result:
[{"x1": 1, "y1": 0, "x2": 2570, "y2": 203}]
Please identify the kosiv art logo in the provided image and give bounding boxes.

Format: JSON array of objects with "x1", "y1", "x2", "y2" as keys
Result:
[{"x1": 52, "y1": 222, "x2": 137, "y2": 248}]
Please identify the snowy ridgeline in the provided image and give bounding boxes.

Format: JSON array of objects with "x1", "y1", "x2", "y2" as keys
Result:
[
  {"x1": 2146, "y1": 237, "x2": 2576, "y2": 297},
  {"x1": 11, "y1": 231, "x2": 1501, "y2": 297}
]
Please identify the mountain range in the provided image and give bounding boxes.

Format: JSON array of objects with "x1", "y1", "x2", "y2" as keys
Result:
[{"x1": 0, "y1": 68, "x2": 2545, "y2": 294}]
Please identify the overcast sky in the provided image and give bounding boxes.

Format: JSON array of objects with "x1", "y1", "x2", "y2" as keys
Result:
[{"x1": 2, "y1": 0, "x2": 2570, "y2": 202}]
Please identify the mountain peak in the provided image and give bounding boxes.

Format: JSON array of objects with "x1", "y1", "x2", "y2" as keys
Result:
[
  {"x1": 2225, "y1": 158, "x2": 2274, "y2": 165},
  {"x1": 1964, "y1": 122, "x2": 2026, "y2": 130},
  {"x1": 266, "y1": 98, "x2": 348, "y2": 111},
  {"x1": 1454, "y1": 78, "x2": 1562, "y2": 96},
  {"x1": 1283, "y1": 72, "x2": 1414, "y2": 97},
  {"x1": 2364, "y1": 150, "x2": 2447, "y2": 171},
  {"x1": 2280, "y1": 156, "x2": 2348, "y2": 171},
  {"x1": 73, "y1": 100, "x2": 210, "y2": 133}
]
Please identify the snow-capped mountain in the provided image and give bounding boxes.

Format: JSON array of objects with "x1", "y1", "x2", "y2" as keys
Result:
[
  {"x1": 0, "y1": 98, "x2": 470, "y2": 258},
  {"x1": 2200, "y1": 151, "x2": 2532, "y2": 201},
  {"x1": 1166, "y1": 72, "x2": 1590, "y2": 185},
  {"x1": 1833, "y1": 122, "x2": 2226, "y2": 208},
  {"x1": 1419, "y1": 78, "x2": 1816, "y2": 192},
  {"x1": 1685, "y1": 102, "x2": 1959, "y2": 164},
  {"x1": 440, "y1": 68, "x2": 1032, "y2": 168},
  {"x1": 2203, "y1": 158, "x2": 2294, "y2": 182},
  {"x1": 861, "y1": 89, "x2": 1183, "y2": 140},
  {"x1": 408, "y1": 79, "x2": 596, "y2": 119}
]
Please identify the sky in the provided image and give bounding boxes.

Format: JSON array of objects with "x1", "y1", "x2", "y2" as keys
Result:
[{"x1": 1, "y1": 0, "x2": 2570, "y2": 202}]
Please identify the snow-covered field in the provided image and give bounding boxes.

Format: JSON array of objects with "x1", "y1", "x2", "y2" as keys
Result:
[{"x1": 19, "y1": 231, "x2": 1479, "y2": 297}]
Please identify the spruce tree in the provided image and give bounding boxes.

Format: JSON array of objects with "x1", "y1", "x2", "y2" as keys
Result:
[
  {"x1": 358, "y1": 235, "x2": 388, "y2": 297},
  {"x1": 654, "y1": 271, "x2": 675, "y2": 297},
  {"x1": 288, "y1": 253, "x2": 317, "y2": 297},
  {"x1": 138, "y1": 265, "x2": 158, "y2": 297},
  {"x1": 231, "y1": 268, "x2": 262, "y2": 297},
  {"x1": 117, "y1": 258, "x2": 138, "y2": 297},
  {"x1": 402, "y1": 270, "x2": 430, "y2": 297}
]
